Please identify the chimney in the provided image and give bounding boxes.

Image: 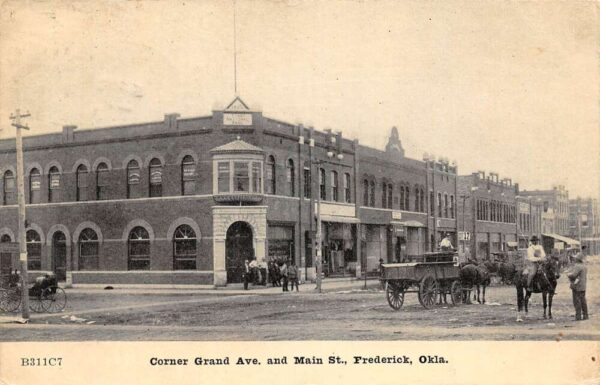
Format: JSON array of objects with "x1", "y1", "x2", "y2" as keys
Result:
[
  {"x1": 62, "y1": 125, "x2": 76, "y2": 143},
  {"x1": 164, "y1": 113, "x2": 180, "y2": 130}
]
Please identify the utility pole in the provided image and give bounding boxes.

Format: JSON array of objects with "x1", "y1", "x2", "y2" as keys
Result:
[{"x1": 9, "y1": 109, "x2": 31, "y2": 320}]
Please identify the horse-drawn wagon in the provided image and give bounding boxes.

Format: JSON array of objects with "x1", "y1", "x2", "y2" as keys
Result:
[
  {"x1": 0, "y1": 272, "x2": 66, "y2": 313},
  {"x1": 381, "y1": 251, "x2": 462, "y2": 310}
]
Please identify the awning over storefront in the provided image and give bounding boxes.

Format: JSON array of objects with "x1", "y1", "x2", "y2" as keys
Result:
[
  {"x1": 390, "y1": 220, "x2": 426, "y2": 228},
  {"x1": 542, "y1": 233, "x2": 581, "y2": 246},
  {"x1": 321, "y1": 215, "x2": 360, "y2": 224}
]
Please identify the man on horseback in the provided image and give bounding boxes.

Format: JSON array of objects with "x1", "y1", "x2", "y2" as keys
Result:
[{"x1": 526, "y1": 235, "x2": 547, "y2": 292}]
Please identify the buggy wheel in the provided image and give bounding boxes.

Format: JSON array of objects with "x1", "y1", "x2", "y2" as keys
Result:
[
  {"x1": 450, "y1": 280, "x2": 462, "y2": 306},
  {"x1": 41, "y1": 287, "x2": 66, "y2": 313},
  {"x1": 1, "y1": 288, "x2": 21, "y2": 312},
  {"x1": 386, "y1": 282, "x2": 405, "y2": 310},
  {"x1": 418, "y1": 275, "x2": 439, "y2": 309},
  {"x1": 29, "y1": 295, "x2": 45, "y2": 313}
]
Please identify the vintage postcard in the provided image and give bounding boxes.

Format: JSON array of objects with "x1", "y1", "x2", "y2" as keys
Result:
[{"x1": 0, "y1": 1, "x2": 598, "y2": 384}]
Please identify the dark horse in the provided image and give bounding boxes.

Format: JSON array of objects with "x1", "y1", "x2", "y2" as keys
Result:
[
  {"x1": 459, "y1": 263, "x2": 491, "y2": 304},
  {"x1": 515, "y1": 257, "x2": 560, "y2": 322}
]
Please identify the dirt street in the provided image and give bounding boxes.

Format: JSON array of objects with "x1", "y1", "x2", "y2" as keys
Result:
[{"x1": 1, "y1": 262, "x2": 598, "y2": 341}]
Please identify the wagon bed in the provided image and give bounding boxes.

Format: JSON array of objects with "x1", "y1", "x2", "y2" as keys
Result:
[{"x1": 381, "y1": 251, "x2": 462, "y2": 310}]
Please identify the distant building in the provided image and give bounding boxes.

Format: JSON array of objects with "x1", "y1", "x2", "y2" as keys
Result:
[
  {"x1": 521, "y1": 185, "x2": 570, "y2": 236},
  {"x1": 457, "y1": 172, "x2": 518, "y2": 261},
  {"x1": 569, "y1": 197, "x2": 599, "y2": 255}
]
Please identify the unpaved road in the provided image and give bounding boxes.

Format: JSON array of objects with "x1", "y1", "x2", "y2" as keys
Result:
[{"x1": 1, "y1": 263, "x2": 599, "y2": 341}]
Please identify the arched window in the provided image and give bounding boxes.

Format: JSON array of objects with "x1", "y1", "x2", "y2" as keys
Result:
[
  {"x1": 29, "y1": 168, "x2": 41, "y2": 204},
  {"x1": 127, "y1": 160, "x2": 141, "y2": 199},
  {"x1": 303, "y1": 162, "x2": 311, "y2": 199},
  {"x1": 48, "y1": 166, "x2": 60, "y2": 203},
  {"x1": 128, "y1": 226, "x2": 150, "y2": 270},
  {"x1": 149, "y1": 158, "x2": 163, "y2": 197},
  {"x1": 331, "y1": 171, "x2": 338, "y2": 201},
  {"x1": 3, "y1": 170, "x2": 15, "y2": 205},
  {"x1": 344, "y1": 173, "x2": 351, "y2": 203},
  {"x1": 363, "y1": 180, "x2": 369, "y2": 206},
  {"x1": 415, "y1": 186, "x2": 420, "y2": 212},
  {"x1": 400, "y1": 185, "x2": 405, "y2": 210},
  {"x1": 287, "y1": 159, "x2": 295, "y2": 197},
  {"x1": 420, "y1": 188, "x2": 425, "y2": 213},
  {"x1": 181, "y1": 155, "x2": 196, "y2": 196},
  {"x1": 369, "y1": 181, "x2": 375, "y2": 207},
  {"x1": 173, "y1": 225, "x2": 197, "y2": 270},
  {"x1": 451, "y1": 195, "x2": 455, "y2": 218},
  {"x1": 78, "y1": 228, "x2": 99, "y2": 270},
  {"x1": 404, "y1": 186, "x2": 410, "y2": 211},
  {"x1": 76, "y1": 164, "x2": 88, "y2": 201},
  {"x1": 1, "y1": 234, "x2": 11, "y2": 242},
  {"x1": 381, "y1": 182, "x2": 387, "y2": 208},
  {"x1": 265, "y1": 155, "x2": 276, "y2": 194},
  {"x1": 26, "y1": 230, "x2": 41, "y2": 270},
  {"x1": 387, "y1": 184, "x2": 393, "y2": 209},
  {"x1": 319, "y1": 168, "x2": 326, "y2": 200},
  {"x1": 96, "y1": 162, "x2": 109, "y2": 200},
  {"x1": 437, "y1": 192, "x2": 442, "y2": 217},
  {"x1": 430, "y1": 191, "x2": 435, "y2": 215}
]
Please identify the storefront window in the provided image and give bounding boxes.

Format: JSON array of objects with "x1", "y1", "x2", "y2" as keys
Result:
[
  {"x1": 268, "y1": 225, "x2": 294, "y2": 264},
  {"x1": 79, "y1": 228, "x2": 99, "y2": 270},
  {"x1": 173, "y1": 225, "x2": 197, "y2": 270},
  {"x1": 128, "y1": 227, "x2": 150, "y2": 270},
  {"x1": 26, "y1": 230, "x2": 41, "y2": 270}
]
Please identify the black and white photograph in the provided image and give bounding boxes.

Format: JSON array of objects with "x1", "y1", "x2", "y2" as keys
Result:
[{"x1": 0, "y1": 1, "x2": 598, "y2": 384}]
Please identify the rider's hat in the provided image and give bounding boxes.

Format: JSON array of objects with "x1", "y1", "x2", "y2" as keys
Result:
[{"x1": 530, "y1": 235, "x2": 539, "y2": 242}]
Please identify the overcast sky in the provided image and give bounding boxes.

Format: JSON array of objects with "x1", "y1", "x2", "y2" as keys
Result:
[{"x1": 1, "y1": 1, "x2": 598, "y2": 199}]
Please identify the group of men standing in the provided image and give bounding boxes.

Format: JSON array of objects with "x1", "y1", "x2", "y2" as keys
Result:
[{"x1": 242, "y1": 259, "x2": 300, "y2": 292}]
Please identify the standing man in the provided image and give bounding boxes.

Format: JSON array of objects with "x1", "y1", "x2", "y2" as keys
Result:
[
  {"x1": 280, "y1": 261, "x2": 288, "y2": 292},
  {"x1": 440, "y1": 233, "x2": 454, "y2": 251},
  {"x1": 243, "y1": 260, "x2": 250, "y2": 290},
  {"x1": 288, "y1": 260, "x2": 299, "y2": 292},
  {"x1": 526, "y1": 235, "x2": 546, "y2": 292},
  {"x1": 567, "y1": 246, "x2": 588, "y2": 321}
]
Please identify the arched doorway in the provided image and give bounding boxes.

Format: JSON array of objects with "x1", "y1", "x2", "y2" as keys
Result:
[
  {"x1": 225, "y1": 221, "x2": 253, "y2": 283},
  {"x1": 52, "y1": 232, "x2": 67, "y2": 281}
]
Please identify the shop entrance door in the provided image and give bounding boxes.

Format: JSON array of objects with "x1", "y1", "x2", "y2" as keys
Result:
[{"x1": 226, "y1": 221, "x2": 253, "y2": 284}]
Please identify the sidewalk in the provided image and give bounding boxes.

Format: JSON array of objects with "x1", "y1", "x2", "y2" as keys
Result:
[{"x1": 64, "y1": 276, "x2": 381, "y2": 295}]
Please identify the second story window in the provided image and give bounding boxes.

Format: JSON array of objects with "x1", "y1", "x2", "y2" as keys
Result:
[
  {"x1": 48, "y1": 166, "x2": 60, "y2": 203},
  {"x1": 319, "y1": 168, "x2": 326, "y2": 200},
  {"x1": 382, "y1": 182, "x2": 387, "y2": 208},
  {"x1": 3, "y1": 170, "x2": 15, "y2": 205},
  {"x1": 344, "y1": 173, "x2": 351, "y2": 203},
  {"x1": 265, "y1": 155, "x2": 276, "y2": 194},
  {"x1": 450, "y1": 195, "x2": 455, "y2": 218},
  {"x1": 369, "y1": 181, "x2": 375, "y2": 207},
  {"x1": 363, "y1": 180, "x2": 369, "y2": 206},
  {"x1": 287, "y1": 159, "x2": 295, "y2": 197},
  {"x1": 218, "y1": 162, "x2": 230, "y2": 193},
  {"x1": 96, "y1": 163, "x2": 109, "y2": 200},
  {"x1": 404, "y1": 186, "x2": 410, "y2": 211},
  {"x1": 234, "y1": 162, "x2": 249, "y2": 192},
  {"x1": 149, "y1": 158, "x2": 163, "y2": 197},
  {"x1": 400, "y1": 186, "x2": 405, "y2": 210},
  {"x1": 387, "y1": 184, "x2": 393, "y2": 209},
  {"x1": 76, "y1": 164, "x2": 88, "y2": 201},
  {"x1": 29, "y1": 168, "x2": 41, "y2": 204},
  {"x1": 430, "y1": 191, "x2": 434, "y2": 215},
  {"x1": 437, "y1": 192, "x2": 442, "y2": 217},
  {"x1": 252, "y1": 162, "x2": 262, "y2": 193},
  {"x1": 331, "y1": 171, "x2": 338, "y2": 201},
  {"x1": 181, "y1": 155, "x2": 196, "y2": 196},
  {"x1": 127, "y1": 160, "x2": 141, "y2": 199},
  {"x1": 444, "y1": 194, "x2": 448, "y2": 218},
  {"x1": 303, "y1": 163, "x2": 311, "y2": 199}
]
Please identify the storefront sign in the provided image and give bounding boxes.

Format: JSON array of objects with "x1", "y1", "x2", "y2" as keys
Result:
[
  {"x1": 391, "y1": 211, "x2": 402, "y2": 220},
  {"x1": 458, "y1": 231, "x2": 471, "y2": 241},
  {"x1": 318, "y1": 202, "x2": 355, "y2": 218},
  {"x1": 223, "y1": 113, "x2": 252, "y2": 126}
]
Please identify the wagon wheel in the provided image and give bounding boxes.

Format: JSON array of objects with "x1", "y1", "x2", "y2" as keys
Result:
[
  {"x1": 29, "y1": 294, "x2": 45, "y2": 313},
  {"x1": 418, "y1": 275, "x2": 439, "y2": 309},
  {"x1": 1, "y1": 287, "x2": 21, "y2": 312},
  {"x1": 450, "y1": 280, "x2": 463, "y2": 306},
  {"x1": 386, "y1": 282, "x2": 405, "y2": 311},
  {"x1": 41, "y1": 287, "x2": 67, "y2": 313}
]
